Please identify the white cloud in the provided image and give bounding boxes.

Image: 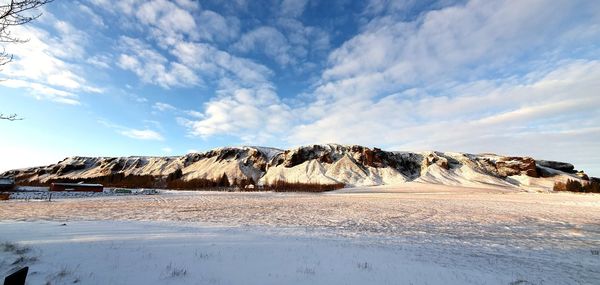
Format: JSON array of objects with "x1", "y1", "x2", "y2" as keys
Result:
[
  {"x1": 161, "y1": 147, "x2": 173, "y2": 153},
  {"x1": 171, "y1": 41, "x2": 272, "y2": 86},
  {"x1": 99, "y1": 119, "x2": 165, "y2": 141},
  {"x1": 0, "y1": 79, "x2": 80, "y2": 105},
  {"x1": 91, "y1": 0, "x2": 236, "y2": 46},
  {"x1": 143, "y1": 119, "x2": 163, "y2": 130},
  {"x1": 179, "y1": 85, "x2": 293, "y2": 143},
  {"x1": 260, "y1": 0, "x2": 600, "y2": 176},
  {"x1": 0, "y1": 24, "x2": 101, "y2": 102},
  {"x1": 184, "y1": 110, "x2": 204, "y2": 118},
  {"x1": 234, "y1": 26, "x2": 294, "y2": 66},
  {"x1": 117, "y1": 54, "x2": 139, "y2": 70},
  {"x1": 195, "y1": 10, "x2": 240, "y2": 42},
  {"x1": 117, "y1": 36, "x2": 202, "y2": 88},
  {"x1": 136, "y1": 0, "x2": 197, "y2": 37},
  {"x1": 153, "y1": 102, "x2": 177, "y2": 112},
  {"x1": 119, "y1": 129, "x2": 164, "y2": 141},
  {"x1": 86, "y1": 54, "x2": 112, "y2": 69},
  {"x1": 174, "y1": 0, "x2": 200, "y2": 10},
  {"x1": 289, "y1": 60, "x2": 600, "y2": 167},
  {"x1": 89, "y1": 0, "x2": 278, "y2": 99},
  {"x1": 78, "y1": 4, "x2": 106, "y2": 28},
  {"x1": 280, "y1": 0, "x2": 308, "y2": 18},
  {"x1": 232, "y1": 20, "x2": 330, "y2": 69},
  {"x1": 46, "y1": 20, "x2": 88, "y2": 60},
  {"x1": 277, "y1": 18, "x2": 329, "y2": 54},
  {"x1": 19, "y1": 0, "x2": 596, "y2": 176},
  {"x1": 320, "y1": 0, "x2": 600, "y2": 100}
]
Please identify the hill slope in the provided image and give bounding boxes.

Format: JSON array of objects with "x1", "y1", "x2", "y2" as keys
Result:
[{"x1": 2, "y1": 144, "x2": 591, "y2": 191}]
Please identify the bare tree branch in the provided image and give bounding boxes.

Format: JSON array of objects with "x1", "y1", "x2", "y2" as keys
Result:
[
  {"x1": 0, "y1": 0, "x2": 53, "y2": 67},
  {"x1": 0, "y1": 0, "x2": 54, "y2": 121}
]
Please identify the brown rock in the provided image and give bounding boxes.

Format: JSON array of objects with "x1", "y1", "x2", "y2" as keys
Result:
[{"x1": 496, "y1": 157, "x2": 538, "y2": 178}]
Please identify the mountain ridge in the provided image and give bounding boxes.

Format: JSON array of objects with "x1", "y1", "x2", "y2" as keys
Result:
[{"x1": 2, "y1": 144, "x2": 591, "y2": 191}]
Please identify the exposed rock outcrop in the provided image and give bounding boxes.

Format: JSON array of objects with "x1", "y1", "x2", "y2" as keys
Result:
[
  {"x1": 495, "y1": 157, "x2": 538, "y2": 178},
  {"x1": 537, "y1": 160, "x2": 576, "y2": 173}
]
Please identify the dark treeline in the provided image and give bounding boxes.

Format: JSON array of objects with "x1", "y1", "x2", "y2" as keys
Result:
[
  {"x1": 16, "y1": 172, "x2": 345, "y2": 192},
  {"x1": 262, "y1": 180, "x2": 345, "y2": 192},
  {"x1": 166, "y1": 177, "x2": 344, "y2": 192},
  {"x1": 554, "y1": 179, "x2": 600, "y2": 193},
  {"x1": 166, "y1": 173, "x2": 255, "y2": 190},
  {"x1": 18, "y1": 172, "x2": 240, "y2": 190}
]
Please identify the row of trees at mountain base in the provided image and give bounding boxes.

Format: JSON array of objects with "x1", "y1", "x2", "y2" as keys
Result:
[
  {"x1": 166, "y1": 175, "x2": 346, "y2": 192},
  {"x1": 166, "y1": 173, "x2": 255, "y2": 190},
  {"x1": 262, "y1": 180, "x2": 346, "y2": 192},
  {"x1": 16, "y1": 172, "x2": 345, "y2": 192},
  {"x1": 167, "y1": 176, "x2": 345, "y2": 192},
  {"x1": 17, "y1": 172, "x2": 248, "y2": 190},
  {"x1": 553, "y1": 179, "x2": 600, "y2": 193}
]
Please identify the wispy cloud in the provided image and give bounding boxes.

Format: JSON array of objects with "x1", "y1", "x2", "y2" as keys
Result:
[
  {"x1": 279, "y1": 0, "x2": 308, "y2": 18},
  {"x1": 3, "y1": 0, "x2": 599, "y2": 175},
  {"x1": 117, "y1": 36, "x2": 201, "y2": 88},
  {"x1": 195, "y1": 10, "x2": 240, "y2": 42},
  {"x1": 0, "y1": 79, "x2": 80, "y2": 105},
  {"x1": 98, "y1": 119, "x2": 165, "y2": 141},
  {"x1": 273, "y1": 0, "x2": 600, "y2": 156},
  {"x1": 332, "y1": 0, "x2": 597, "y2": 87},
  {"x1": 78, "y1": 4, "x2": 106, "y2": 28},
  {"x1": 234, "y1": 26, "x2": 295, "y2": 66},
  {"x1": 153, "y1": 102, "x2": 177, "y2": 112},
  {"x1": 0, "y1": 17, "x2": 101, "y2": 104},
  {"x1": 290, "y1": 60, "x2": 600, "y2": 160},
  {"x1": 119, "y1": 129, "x2": 164, "y2": 141}
]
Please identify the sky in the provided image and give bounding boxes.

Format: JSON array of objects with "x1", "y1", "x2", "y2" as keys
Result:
[{"x1": 0, "y1": 0, "x2": 599, "y2": 176}]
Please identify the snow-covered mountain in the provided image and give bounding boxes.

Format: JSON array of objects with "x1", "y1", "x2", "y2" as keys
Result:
[{"x1": 2, "y1": 144, "x2": 592, "y2": 191}]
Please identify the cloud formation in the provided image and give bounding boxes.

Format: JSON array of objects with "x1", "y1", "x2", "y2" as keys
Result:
[
  {"x1": 283, "y1": 0, "x2": 600, "y2": 165},
  {"x1": 2, "y1": 0, "x2": 599, "y2": 174},
  {"x1": 119, "y1": 129, "x2": 165, "y2": 141},
  {"x1": 178, "y1": 85, "x2": 293, "y2": 143},
  {"x1": 166, "y1": 0, "x2": 600, "y2": 170},
  {"x1": 0, "y1": 21, "x2": 101, "y2": 104},
  {"x1": 98, "y1": 119, "x2": 165, "y2": 141},
  {"x1": 153, "y1": 102, "x2": 177, "y2": 112}
]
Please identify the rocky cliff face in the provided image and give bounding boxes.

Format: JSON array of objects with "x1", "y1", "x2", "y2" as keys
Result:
[
  {"x1": 260, "y1": 145, "x2": 423, "y2": 186},
  {"x1": 2, "y1": 144, "x2": 590, "y2": 191}
]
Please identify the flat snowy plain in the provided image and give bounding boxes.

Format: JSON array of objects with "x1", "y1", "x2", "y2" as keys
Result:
[{"x1": 1, "y1": 183, "x2": 599, "y2": 284}]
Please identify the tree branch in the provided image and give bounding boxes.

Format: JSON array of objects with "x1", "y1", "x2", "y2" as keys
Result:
[
  {"x1": 0, "y1": 1, "x2": 53, "y2": 119},
  {"x1": 0, "y1": 0, "x2": 54, "y2": 66}
]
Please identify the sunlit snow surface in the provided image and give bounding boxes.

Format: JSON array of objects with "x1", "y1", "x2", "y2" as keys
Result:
[{"x1": 1, "y1": 184, "x2": 599, "y2": 284}]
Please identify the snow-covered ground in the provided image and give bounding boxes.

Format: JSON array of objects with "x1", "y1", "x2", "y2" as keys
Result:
[{"x1": 1, "y1": 183, "x2": 599, "y2": 284}]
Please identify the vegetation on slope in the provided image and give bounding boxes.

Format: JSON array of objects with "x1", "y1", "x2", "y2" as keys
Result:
[
  {"x1": 262, "y1": 180, "x2": 345, "y2": 192},
  {"x1": 553, "y1": 179, "x2": 600, "y2": 193}
]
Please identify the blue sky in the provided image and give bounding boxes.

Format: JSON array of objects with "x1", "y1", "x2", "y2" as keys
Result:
[{"x1": 0, "y1": 0, "x2": 599, "y2": 176}]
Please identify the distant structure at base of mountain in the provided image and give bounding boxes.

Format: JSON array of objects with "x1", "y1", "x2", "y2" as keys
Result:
[
  {"x1": 0, "y1": 176, "x2": 15, "y2": 191},
  {"x1": 49, "y1": 182, "x2": 103, "y2": 192}
]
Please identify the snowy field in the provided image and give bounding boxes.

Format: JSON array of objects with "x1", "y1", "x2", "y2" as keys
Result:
[{"x1": 1, "y1": 183, "x2": 599, "y2": 284}]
